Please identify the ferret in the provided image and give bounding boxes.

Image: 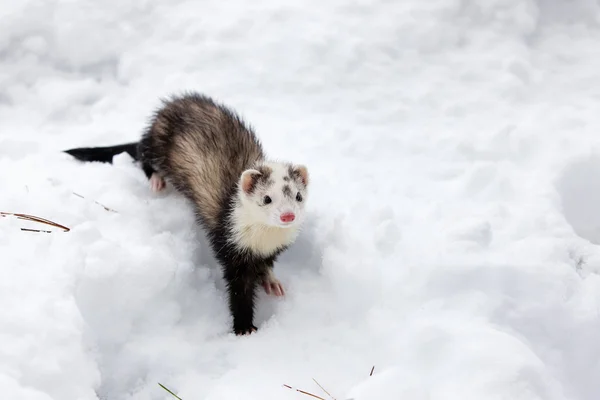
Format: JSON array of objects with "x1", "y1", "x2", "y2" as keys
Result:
[{"x1": 64, "y1": 92, "x2": 309, "y2": 335}]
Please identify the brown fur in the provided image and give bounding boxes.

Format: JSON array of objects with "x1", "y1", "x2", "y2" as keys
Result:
[{"x1": 139, "y1": 93, "x2": 265, "y2": 230}]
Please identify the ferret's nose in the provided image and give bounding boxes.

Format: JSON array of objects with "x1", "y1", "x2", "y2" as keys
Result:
[{"x1": 280, "y1": 212, "x2": 295, "y2": 223}]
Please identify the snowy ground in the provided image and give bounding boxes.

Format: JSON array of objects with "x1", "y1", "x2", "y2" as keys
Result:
[{"x1": 2, "y1": 0, "x2": 600, "y2": 399}]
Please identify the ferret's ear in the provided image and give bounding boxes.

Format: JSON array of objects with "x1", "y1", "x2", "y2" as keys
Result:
[
  {"x1": 292, "y1": 164, "x2": 309, "y2": 186},
  {"x1": 240, "y1": 169, "x2": 262, "y2": 194}
]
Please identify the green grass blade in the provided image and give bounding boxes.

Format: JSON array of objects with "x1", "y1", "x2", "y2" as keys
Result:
[{"x1": 158, "y1": 383, "x2": 183, "y2": 400}]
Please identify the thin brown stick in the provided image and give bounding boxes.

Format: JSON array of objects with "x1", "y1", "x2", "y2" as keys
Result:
[
  {"x1": 72, "y1": 192, "x2": 117, "y2": 213},
  {"x1": 0, "y1": 212, "x2": 70, "y2": 232},
  {"x1": 370, "y1": 366, "x2": 375, "y2": 376},
  {"x1": 283, "y1": 384, "x2": 326, "y2": 400},
  {"x1": 312, "y1": 378, "x2": 336, "y2": 400}
]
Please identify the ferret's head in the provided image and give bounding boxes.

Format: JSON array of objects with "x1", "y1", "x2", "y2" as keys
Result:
[{"x1": 238, "y1": 161, "x2": 309, "y2": 229}]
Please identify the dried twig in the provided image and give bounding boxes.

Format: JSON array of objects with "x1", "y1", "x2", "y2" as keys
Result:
[
  {"x1": 158, "y1": 383, "x2": 183, "y2": 400},
  {"x1": 370, "y1": 366, "x2": 374, "y2": 377},
  {"x1": 283, "y1": 384, "x2": 326, "y2": 400},
  {"x1": 0, "y1": 212, "x2": 70, "y2": 233},
  {"x1": 312, "y1": 378, "x2": 336, "y2": 400},
  {"x1": 72, "y1": 192, "x2": 117, "y2": 213}
]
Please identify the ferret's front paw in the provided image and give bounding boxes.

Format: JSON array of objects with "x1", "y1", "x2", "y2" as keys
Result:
[{"x1": 263, "y1": 277, "x2": 285, "y2": 297}]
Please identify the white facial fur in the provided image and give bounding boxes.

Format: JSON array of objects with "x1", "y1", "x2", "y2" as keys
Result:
[
  {"x1": 240, "y1": 161, "x2": 308, "y2": 228},
  {"x1": 231, "y1": 161, "x2": 309, "y2": 255}
]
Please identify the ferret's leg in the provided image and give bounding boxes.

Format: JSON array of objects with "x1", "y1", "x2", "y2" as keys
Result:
[
  {"x1": 141, "y1": 161, "x2": 166, "y2": 193},
  {"x1": 262, "y1": 268, "x2": 285, "y2": 297},
  {"x1": 149, "y1": 172, "x2": 166, "y2": 192},
  {"x1": 138, "y1": 137, "x2": 166, "y2": 193},
  {"x1": 141, "y1": 161, "x2": 155, "y2": 179},
  {"x1": 224, "y1": 266, "x2": 259, "y2": 335}
]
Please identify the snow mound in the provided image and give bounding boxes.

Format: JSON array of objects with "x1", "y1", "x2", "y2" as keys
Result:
[
  {"x1": 2, "y1": 0, "x2": 600, "y2": 399},
  {"x1": 558, "y1": 155, "x2": 600, "y2": 245}
]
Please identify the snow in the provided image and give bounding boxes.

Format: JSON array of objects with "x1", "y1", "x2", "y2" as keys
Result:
[{"x1": 2, "y1": 0, "x2": 600, "y2": 399}]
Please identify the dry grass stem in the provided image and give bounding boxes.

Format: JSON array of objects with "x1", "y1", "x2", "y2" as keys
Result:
[
  {"x1": 1, "y1": 212, "x2": 70, "y2": 233},
  {"x1": 283, "y1": 365, "x2": 375, "y2": 399},
  {"x1": 21, "y1": 228, "x2": 52, "y2": 233},
  {"x1": 283, "y1": 384, "x2": 326, "y2": 400},
  {"x1": 312, "y1": 378, "x2": 336, "y2": 400},
  {"x1": 72, "y1": 192, "x2": 118, "y2": 213}
]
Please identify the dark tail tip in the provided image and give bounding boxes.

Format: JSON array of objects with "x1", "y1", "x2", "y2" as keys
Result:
[
  {"x1": 63, "y1": 147, "x2": 116, "y2": 163},
  {"x1": 63, "y1": 142, "x2": 139, "y2": 163}
]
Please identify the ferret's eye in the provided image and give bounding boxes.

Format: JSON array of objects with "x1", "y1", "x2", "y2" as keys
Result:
[
  {"x1": 263, "y1": 195, "x2": 272, "y2": 204},
  {"x1": 296, "y1": 192, "x2": 302, "y2": 202}
]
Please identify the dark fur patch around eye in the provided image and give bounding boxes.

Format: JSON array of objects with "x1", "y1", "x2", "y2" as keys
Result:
[
  {"x1": 283, "y1": 176, "x2": 290, "y2": 182},
  {"x1": 282, "y1": 185, "x2": 293, "y2": 198}
]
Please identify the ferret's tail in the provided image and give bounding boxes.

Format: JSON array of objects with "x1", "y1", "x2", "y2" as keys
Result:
[{"x1": 64, "y1": 142, "x2": 140, "y2": 163}]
